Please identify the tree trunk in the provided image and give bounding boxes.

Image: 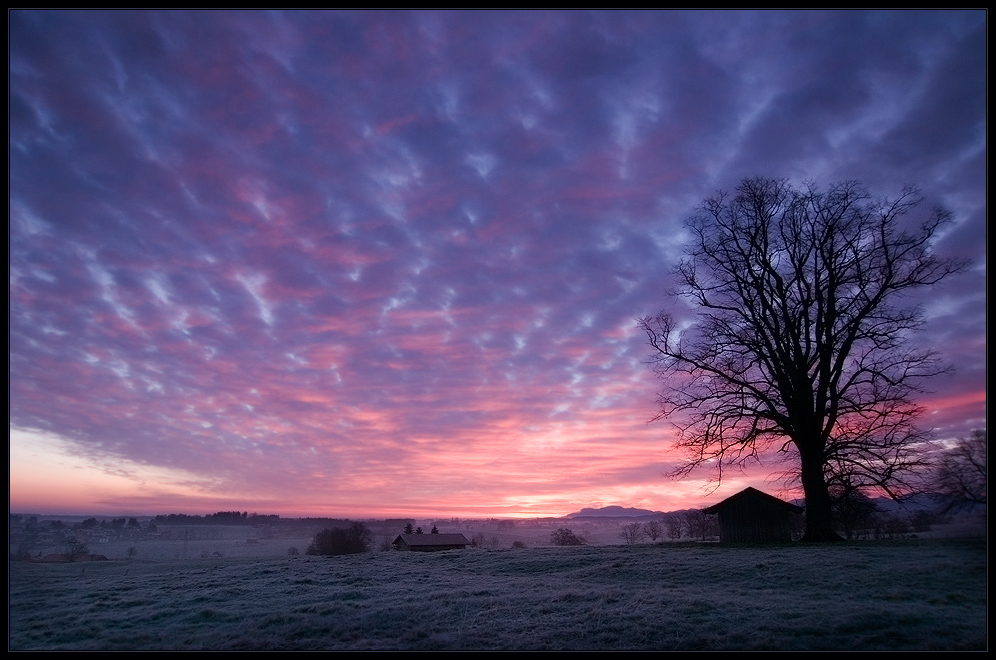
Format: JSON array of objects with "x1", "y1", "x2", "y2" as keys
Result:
[{"x1": 799, "y1": 448, "x2": 843, "y2": 542}]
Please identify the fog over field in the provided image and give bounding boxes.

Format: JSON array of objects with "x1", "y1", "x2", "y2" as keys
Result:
[{"x1": 9, "y1": 538, "x2": 985, "y2": 650}]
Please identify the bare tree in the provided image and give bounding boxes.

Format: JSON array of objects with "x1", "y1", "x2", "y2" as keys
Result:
[
  {"x1": 643, "y1": 519, "x2": 663, "y2": 543},
  {"x1": 933, "y1": 429, "x2": 987, "y2": 515},
  {"x1": 65, "y1": 537, "x2": 89, "y2": 562},
  {"x1": 620, "y1": 521, "x2": 644, "y2": 545},
  {"x1": 680, "y1": 509, "x2": 711, "y2": 541},
  {"x1": 664, "y1": 515, "x2": 683, "y2": 541},
  {"x1": 642, "y1": 178, "x2": 963, "y2": 541},
  {"x1": 830, "y1": 480, "x2": 879, "y2": 540}
]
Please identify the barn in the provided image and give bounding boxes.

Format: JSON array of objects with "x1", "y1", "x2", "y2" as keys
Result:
[
  {"x1": 392, "y1": 533, "x2": 470, "y2": 552},
  {"x1": 702, "y1": 487, "x2": 804, "y2": 544}
]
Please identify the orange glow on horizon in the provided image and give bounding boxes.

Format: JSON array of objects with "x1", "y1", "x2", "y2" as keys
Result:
[{"x1": 10, "y1": 424, "x2": 797, "y2": 519}]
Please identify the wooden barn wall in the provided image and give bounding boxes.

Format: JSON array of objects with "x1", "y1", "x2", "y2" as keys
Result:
[{"x1": 717, "y1": 499, "x2": 792, "y2": 543}]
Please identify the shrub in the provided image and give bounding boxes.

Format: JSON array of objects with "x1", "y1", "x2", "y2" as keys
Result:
[
  {"x1": 306, "y1": 522, "x2": 372, "y2": 556},
  {"x1": 550, "y1": 528, "x2": 586, "y2": 546}
]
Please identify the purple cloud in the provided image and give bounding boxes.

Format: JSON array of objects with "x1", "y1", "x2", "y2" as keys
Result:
[{"x1": 10, "y1": 10, "x2": 985, "y2": 516}]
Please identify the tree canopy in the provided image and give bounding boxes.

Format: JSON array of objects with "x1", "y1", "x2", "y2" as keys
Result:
[{"x1": 642, "y1": 177, "x2": 964, "y2": 541}]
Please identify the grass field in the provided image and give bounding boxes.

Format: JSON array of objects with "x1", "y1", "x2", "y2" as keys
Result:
[{"x1": 9, "y1": 538, "x2": 986, "y2": 650}]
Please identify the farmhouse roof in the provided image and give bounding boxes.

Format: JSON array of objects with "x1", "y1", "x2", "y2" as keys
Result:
[
  {"x1": 701, "y1": 487, "x2": 804, "y2": 514},
  {"x1": 394, "y1": 533, "x2": 470, "y2": 547}
]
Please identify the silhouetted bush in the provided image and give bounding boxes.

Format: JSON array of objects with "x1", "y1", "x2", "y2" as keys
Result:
[
  {"x1": 306, "y1": 522, "x2": 372, "y2": 556},
  {"x1": 550, "y1": 528, "x2": 586, "y2": 546}
]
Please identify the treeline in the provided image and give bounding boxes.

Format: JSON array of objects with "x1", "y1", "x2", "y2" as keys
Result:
[{"x1": 153, "y1": 512, "x2": 280, "y2": 525}]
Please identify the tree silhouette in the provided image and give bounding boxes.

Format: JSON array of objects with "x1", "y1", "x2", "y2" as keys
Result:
[
  {"x1": 65, "y1": 536, "x2": 89, "y2": 562},
  {"x1": 550, "y1": 528, "x2": 586, "y2": 546},
  {"x1": 933, "y1": 429, "x2": 987, "y2": 515},
  {"x1": 642, "y1": 177, "x2": 963, "y2": 541},
  {"x1": 643, "y1": 519, "x2": 663, "y2": 543},
  {"x1": 830, "y1": 480, "x2": 879, "y2": 540},
  {"x1": 306, "y1": 522, "x2": 372, "y2": 555},
  {"x1": 620, "y1": 522, "x2": 644, "y2": 545}
]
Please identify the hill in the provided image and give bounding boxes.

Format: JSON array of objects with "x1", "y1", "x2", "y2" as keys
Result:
[{"x1": 567, "y1": 505, "x2": 664, "y2": 519}]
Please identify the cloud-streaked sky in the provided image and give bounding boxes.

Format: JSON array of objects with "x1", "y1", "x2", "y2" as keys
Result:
[{"x1": 10, "y1": 10, "x2": 986, "y2": 518}]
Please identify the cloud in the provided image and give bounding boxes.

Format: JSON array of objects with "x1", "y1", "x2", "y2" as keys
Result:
[{"x1": 9, "y1": 10, "x2": 985, "y2": 517}]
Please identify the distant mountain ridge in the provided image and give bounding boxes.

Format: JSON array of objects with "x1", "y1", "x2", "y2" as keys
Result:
[{"x1": 567, "y1": 505, "x2": 665, "y2": 518}]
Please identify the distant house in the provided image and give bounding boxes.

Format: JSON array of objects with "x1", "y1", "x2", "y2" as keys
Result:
[
  {"x1": 392, "y1": 533, "x2": 470, "y2": 552},
  {"x1": 702, "y1": 487, "x2": 804, "y2": 544}
]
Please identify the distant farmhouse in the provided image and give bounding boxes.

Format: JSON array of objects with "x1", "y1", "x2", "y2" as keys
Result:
[
  {"x1": 392, "y1": 533, "x2": 470, "y2": 552},
  {"x1": 702, "y1": 487, "x2": 804, "y2": 544}
]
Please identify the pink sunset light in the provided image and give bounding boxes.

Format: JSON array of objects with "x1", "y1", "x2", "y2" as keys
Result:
[{"x1": 9, "y1": 11, "x2": 986, "y2": 519}]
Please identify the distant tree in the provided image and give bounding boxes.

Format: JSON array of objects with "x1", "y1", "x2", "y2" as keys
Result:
[
  {"x1": 620, "y1": 522, "x2": 644, "y2": 546},
  {"x1": 430, "y1": 524, "x2": 439, "y2": 534},
  {"x1": 403, "y1": 523, "x2": 415, "y2": 535},
  {"x1": 830, "y1": 481, "x2": 879, "y2": 540},
  {"x1": 550, "y1": 528, "x2": 586, "y2": 546},
  {"x1": 874, "y1": 512, "x2": 911, "y2": 539},
  {"x1": 643, "y1": 520, "x2": 663, "y2": 543},
  {"x1": 909, "y1": 509, "x2": 941, "y2": 533},
  {"x1": 681, "y1": 510, "x2": 707, "y2": 541},
  {"x1": 415, "y1": 526, "x2": 423, "y2": 534},
  {"x1": 65, "y1": 537, "x2": 89, "y2": 562},
  {"x1": 642, "y1": 178, "x2": 963, "y2": 541},
  {"x1": 933, "y1": 429, "x2": 987, "y2": 515},
  {"x1": 664, "y1": 515, "x2": 683, "y2": 541},
  {"x1": 287, "y1": 546, "x2": 299, "y2": 556},
  {"x1": 306, "y1": 522, "x2": 372, "y2": 556}
]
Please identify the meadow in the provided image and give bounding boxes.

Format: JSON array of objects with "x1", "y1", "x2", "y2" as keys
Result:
[{"x1": 9, "y1": 538, "x2": 986, "y2": 650}]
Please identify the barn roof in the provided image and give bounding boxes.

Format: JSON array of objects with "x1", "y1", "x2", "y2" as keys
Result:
[
  {"x1": 701, "y1": 487, "x2": 804, "y2": 514},
  {"x1": 393, "y1": 533, "x2": 470, "y2": 547}
]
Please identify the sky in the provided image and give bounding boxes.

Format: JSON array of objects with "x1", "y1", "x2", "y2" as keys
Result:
[{"x1": 9, "y1": 10, "x2": 986, "y2": 518}]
